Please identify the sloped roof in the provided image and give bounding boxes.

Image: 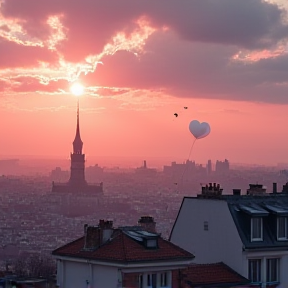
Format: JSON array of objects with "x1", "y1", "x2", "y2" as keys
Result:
[
  {"x1": 226, "y1": 194, "x2": 288, "y2": 249},
  {"x1": 183, "y1": 262, "x2": 250, "y2": 287},
  {"x1": 52, "y1": 229, "x2": 194, "y2": 264}
]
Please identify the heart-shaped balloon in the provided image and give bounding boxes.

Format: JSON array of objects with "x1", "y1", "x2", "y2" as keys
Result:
[{"x1": 189, "y1": 120, "x2": 211, "y2": 139}]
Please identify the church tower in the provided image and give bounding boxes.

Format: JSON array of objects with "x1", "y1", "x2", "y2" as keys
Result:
[
  {"x1": 51, "y1": 100, "x2": 103, "y2": 194},
  {"x1": 69, "y1": 101, "x2": 86, "y2": 185}
]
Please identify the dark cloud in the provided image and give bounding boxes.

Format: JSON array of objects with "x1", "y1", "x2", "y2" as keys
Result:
[
  {"x1": 1, "y1": 0, "x2": 287, "y2": 61},
  {"x1": 87, "y1": 31, "x2": 288, "y2": 104}
]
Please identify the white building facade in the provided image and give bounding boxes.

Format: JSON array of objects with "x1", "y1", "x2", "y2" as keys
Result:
[{"x1": 169, "y1": 184, "x2": 288, "y2": 288}]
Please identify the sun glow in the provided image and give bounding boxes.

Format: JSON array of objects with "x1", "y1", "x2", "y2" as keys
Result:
[{"x1": 70, "y1": 82, "x2": 84, "y2": 96}]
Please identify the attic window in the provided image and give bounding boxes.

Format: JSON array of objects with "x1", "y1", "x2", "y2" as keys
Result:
[
  {"x1": 277, "y1": 217, "x2": 288, "y2": 240},
  {"x1": 251, "y1": 217, "x2": 263, "y2": 241},
  {"x1": 146, "y1": 238, "x2": 157, "y2": 248}
]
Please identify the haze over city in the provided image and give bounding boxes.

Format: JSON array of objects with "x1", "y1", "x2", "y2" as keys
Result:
[{"x1": 1, "y1": 1, "x2": 288, "y2": 288}]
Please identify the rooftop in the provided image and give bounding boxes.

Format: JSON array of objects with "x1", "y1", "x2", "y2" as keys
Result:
[
  {"x1": 183, "y1": 262, "x2": 250, "y2": 287},
  {"x1": 52, "y1": 225, "x2": 194, "y2": 264}
]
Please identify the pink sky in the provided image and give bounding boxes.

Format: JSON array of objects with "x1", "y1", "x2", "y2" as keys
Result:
[{"x1": 0, "y1": 0, "x2": 288, "y2": 166}]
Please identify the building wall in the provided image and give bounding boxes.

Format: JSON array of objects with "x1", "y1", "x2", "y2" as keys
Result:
[
  {"x1": 92, "y1": 264, "x2": 119, "y2": 288},
  {"x1": 58, "y1": 260, "x2": 118, "y2": 288},
  {"x1": 242, "y1": 250, "x2": 288, "y2": 287},
  {"x1": 170, "y1": 198, "x2": 244, "y2": 273}
]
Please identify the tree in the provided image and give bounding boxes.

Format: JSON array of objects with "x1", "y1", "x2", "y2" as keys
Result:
[{"x1": 13, "y1": 253, "x2": 56, "y2": 279}]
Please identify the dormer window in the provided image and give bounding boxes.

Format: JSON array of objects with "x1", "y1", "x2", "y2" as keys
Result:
[
  {"x1": 145, "y1": 238, "x2": 158, "y2": 248},
  {"x1": 277, "y1": 217, "x2": 288, "y2": 240},
  {"x1": 251, "y1": 217, "x2": 263, "y2": 241}
]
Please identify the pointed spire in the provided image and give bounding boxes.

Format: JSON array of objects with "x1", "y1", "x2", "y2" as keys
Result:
[{"x1": 73, "y1": 99, "x2": 83, "y2": 154}]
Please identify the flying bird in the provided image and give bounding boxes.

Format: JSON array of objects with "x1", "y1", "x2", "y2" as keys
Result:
[
  {"x1": 184, "y1": 106, "x2": 188, "y2": 109},
  {"x1": 174, "y1": 113, "x2": 178, "y2": 117}
]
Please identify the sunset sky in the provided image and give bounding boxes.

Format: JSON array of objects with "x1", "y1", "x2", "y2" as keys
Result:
[{"x1": 0, "y1": 0, "x2": 288, "y2": 167}]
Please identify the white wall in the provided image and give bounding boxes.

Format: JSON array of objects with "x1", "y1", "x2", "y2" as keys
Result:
[
  {"x1": 64, "y1": 261, "x2": 90, "y2": 288},
  {"x1": 93, "y1": 264, "x2": 119, "y2": 288},
  {"x1": 242, "y1": 250, "x2": 288, "y2": 287},
  {"x1": 58, "y1": 260, "x2": 119, "y2": 288},
  {"x1": 170, "y1": 198, "x2": 244, "y2": 273}
]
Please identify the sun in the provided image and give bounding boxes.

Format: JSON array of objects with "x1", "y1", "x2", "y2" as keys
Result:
[{"x1": 70, "y1": 82, "x2": 84, "y2": 96}]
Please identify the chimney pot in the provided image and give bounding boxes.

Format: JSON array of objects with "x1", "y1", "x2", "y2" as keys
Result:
[
  {"x1": 233, "y1": 189, "x2": 241, "y2": 196},
  {"x1": 273, "y1": 183, "x2": 277, "y2": 194},
  {"x1": 138, "y1": 216, "x2": 156, "y2": 233}
]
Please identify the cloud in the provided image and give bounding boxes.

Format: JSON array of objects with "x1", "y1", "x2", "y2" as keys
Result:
[
  {"x1": 0, "y1": 0, "x2": 288, "y2": 104},
  {"x1": 0, "y1": 36, "x2": 58, "y2": 68},
  {"x1": 86, "y1": 30, "x2": 288, "y2": 104},
  {"x1": 2, "y1": 0, "x2": 287, "y2": 57}
]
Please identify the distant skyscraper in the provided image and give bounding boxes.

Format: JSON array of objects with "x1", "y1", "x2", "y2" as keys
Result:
[
  {"x1": 207, "y1": 159, "x2": 212, "y2": 174},
  {"x1": 52, "y1": 102, "x2": 103, "y2": 194}
]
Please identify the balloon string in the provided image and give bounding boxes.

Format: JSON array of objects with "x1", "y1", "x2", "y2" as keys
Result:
[{"x1": 179, "y1": 138, "x2": 197, "y2": 189}]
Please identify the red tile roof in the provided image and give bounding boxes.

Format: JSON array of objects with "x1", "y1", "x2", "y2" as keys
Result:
[
  {"x1": 183, "y1": 262, "x2": 250, "y2": 287},
  {"x1": 52, "y1": 229, "x2": 194, "y2": 264}
]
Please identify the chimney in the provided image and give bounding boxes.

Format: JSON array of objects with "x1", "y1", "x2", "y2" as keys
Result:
[
  {"x1": 282, "y1": 182, "x2": 288, "y2": 193},
  {"x1": 84, "y1": 220, "x2": 114, "y2": 250},
  {"x1": 233, "y1": 189, "x2": 241, "y2": 196},
  {"x1": 143, "y1": 160, "x2": 147, "y2": 169},
  {"x1": 247, "y1": 184, "x2": 266, "y2": 195},
  {"x1": 138, "y1": 216, "x2": 156, "y2": 233},
  {"x1": 99, "y1": 219, "x2": 113, "y2": 243},
  {"x1": 273, "y1": 183, "x2": 277, "y2": 194},
  {"x1": 84, "y1": 225, "x2": 100, "y2": 250}
]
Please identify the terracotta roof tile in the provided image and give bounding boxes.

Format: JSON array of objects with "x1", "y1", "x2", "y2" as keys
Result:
[
  {"x1": 183, "y1": 262, "x2": 250, "y2": 286},
  {"x1": 52, "y1": 230, "x2": 194, "y2": 264}
]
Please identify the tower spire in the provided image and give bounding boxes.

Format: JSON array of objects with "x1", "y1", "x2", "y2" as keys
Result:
[{"x1": 73, "y1": 99, "x2": 83, "y2": 154}]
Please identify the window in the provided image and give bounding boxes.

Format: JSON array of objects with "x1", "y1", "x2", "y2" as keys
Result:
[
  {"x1": 147, "y1": 274, "x2": 157, "y2": 288},
  {"x1": 139, "y1": 275, "x2": 143, "y2": 288},
  {"x1": 251, "y1": 217, "x2": 263, "y2": 241},
  {"x1": 277, "y1": 217, "x2": 288, "y2": 240},
  {"x1": 146, "y1": 239, "x2": 157, "y2": 248},
  {"x1": 248, "y1": 259, "x2": 261, "y2": 283},
  {"x1": 160, "y1": 273, "x2": 168, "y2": 287},
  {"x1": 267, "y1": 258, "x2": 279, "y2": 283}
]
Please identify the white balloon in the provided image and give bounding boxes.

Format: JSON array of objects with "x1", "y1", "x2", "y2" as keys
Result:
[{"x1": 189, "y1": 120, "x2": 211, "y2": 139}]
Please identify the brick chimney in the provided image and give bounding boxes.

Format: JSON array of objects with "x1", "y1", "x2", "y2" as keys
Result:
[
  {"x1": 198, "y1": 183, "x2": 223, "y2": 198},
  {"x1": 84, "y1": 219, "x2": 114, "y2": 250},
  {"x1": 138, "y1": 216, "x2": 156, "y2": 233},
  {"x1": 247, "y1": 184, "x2": 266, "y2": 195}
]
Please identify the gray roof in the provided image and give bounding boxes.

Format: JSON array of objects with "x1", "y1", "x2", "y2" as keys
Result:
[{"x1": 225, "y1": 194, "x2": 288, "y2": 250}]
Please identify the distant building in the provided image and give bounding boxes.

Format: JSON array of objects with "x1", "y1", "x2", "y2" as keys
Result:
[
  {"x1": 85, "y1": 164, "x2": 104, "y2": 182},
  {"x1": 50, "y1": 167, "x2": 69, "y2": 182},
  {"x1": 135, "y1": 160, "x2": 157, "y2": 176},
  {"x1": 206, "y1": 159, "x2": 212, "y2": 175},
  {"x1": 52, "y1": 102, "x2": 103, "y2": 194},
  {"x1": 170, "y1": 182, "x2": 288, "y2": 287},
  {"x1": 215, "y1": 159, "x2": 229, "y2": 174}
]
